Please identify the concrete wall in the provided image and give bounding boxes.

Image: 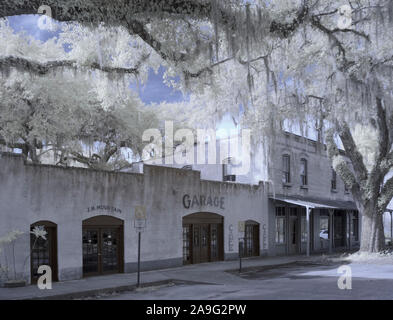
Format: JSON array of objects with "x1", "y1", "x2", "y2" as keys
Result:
[{"x1": 0, "y1": 152, "x2": 269, "y2": 284}]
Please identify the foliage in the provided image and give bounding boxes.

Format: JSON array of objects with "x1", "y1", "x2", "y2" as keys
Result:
[{"x1": 1, "y1": 0, "x2": 393, "y2": 251}]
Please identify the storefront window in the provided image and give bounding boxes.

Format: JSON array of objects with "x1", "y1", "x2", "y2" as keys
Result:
[
  {"x1": 319, "y1": 210, "x2": 330, "y2": 249},
  {"x1": 275, "y1": 207, "x2": 286, "y2": 244}
]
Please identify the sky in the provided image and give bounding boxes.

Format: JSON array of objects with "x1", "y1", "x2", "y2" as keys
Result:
[
  {"x1": 6, "y1": 14, "x2": 237, "y2": 134},
  {"x1": 7, "y1": 15, "x2": 185, "y2": 104}
]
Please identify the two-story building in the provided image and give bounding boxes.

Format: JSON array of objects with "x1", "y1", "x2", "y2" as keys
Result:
[
  {"x1": 133, "y1": 130, "x2": 360, "y2": 257},
  {"x1": 266, "y1": 132, "x2": 359, "y2": 256}
]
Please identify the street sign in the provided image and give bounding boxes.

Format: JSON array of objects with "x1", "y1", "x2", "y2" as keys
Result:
[
  {"x1": 134, "y1": 219, "x2": 146, "y2": 229},
  {"x1": 133, "y1": 206, "x2": 147, "y2": 288},
  {"x1": 135, "y1": 206, "x2": 146, "y2": 220},
  {"x1": 134, "y1": 206, "x2": 146, "y2": 231}
]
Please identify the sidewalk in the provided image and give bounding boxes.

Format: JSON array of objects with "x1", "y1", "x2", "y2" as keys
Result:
[{"x1": 0, "y1": 254, "x2": 331, "y2": 300}]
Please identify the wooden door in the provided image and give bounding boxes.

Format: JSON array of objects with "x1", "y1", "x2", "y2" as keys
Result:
[
  {"x1": 183, "y1": 213, "x2": 224, "y2": 265},
  {"x1": 192, "y1": 224, "x2": 201, "y2": 263},
  {"x1": 83, "y1": 227, "x2": 122, "y2": 276},
  {"x1": 192, "y1": 224, "x2": 209, "y2": 263},
  {"x1": 244, "y1": 223, "x2": 260, "y2": 257},
  {"x1": 82, "y1": 216, "x2": 124, "y2": 277}
]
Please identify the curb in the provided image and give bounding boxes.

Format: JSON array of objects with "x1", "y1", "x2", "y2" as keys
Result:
[
  {"x1": 28, "y1": 279, "x2": 176, "y2": 300},
  {"x1": 27, "y1": 279, "x2": 215, "y2": 300}
]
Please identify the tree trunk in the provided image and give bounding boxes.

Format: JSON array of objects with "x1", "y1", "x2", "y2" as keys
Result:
[{"x1": 360, "y1": 205, "x2": 385, "y2": 252}]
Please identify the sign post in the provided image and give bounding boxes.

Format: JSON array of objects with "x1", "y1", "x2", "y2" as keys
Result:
[
  {"x1": 238, "y1": 221, "x2": 245, "y2": 273},
  {"x1": 137, "y1": 231, "x2": 141, "y2": 287},
  {"x1": 134, "y1": 206, "x2": 146, "y2": 288}
]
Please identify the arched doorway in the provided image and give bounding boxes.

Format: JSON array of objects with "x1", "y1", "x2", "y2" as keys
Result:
[
  {"x1": 82, "y1": 216, "x2": 124, "y2": 277},
  {"x1": 30, "y1": 221, "x2": 58, "y2": 283},
  {"x1": 243, "y1": 220, "x2": 260, "y2": 257},
  {"x1": 182, "y1": 213, "x2": 224, "y2": 265}
]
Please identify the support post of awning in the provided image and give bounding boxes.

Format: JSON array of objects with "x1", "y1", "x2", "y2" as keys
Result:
[
  {"x1": 306, "y1": 206, "x2": 310, "y2": 257},
  {"x1": 348, "y1": 211, "x2": 352, "y2": 251},
  {"x1": 390, "y1": 210, "x2": 393, "y2": 246}
]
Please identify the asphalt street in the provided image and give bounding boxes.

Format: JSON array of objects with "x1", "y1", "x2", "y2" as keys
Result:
[{"x1": 97, "y1": 262, "x2": 393, "y2": 300}]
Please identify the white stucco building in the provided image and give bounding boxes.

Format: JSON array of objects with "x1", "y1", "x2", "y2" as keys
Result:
[{"x1": 0, "y1": 152, "x2": 268, "y2": 284}]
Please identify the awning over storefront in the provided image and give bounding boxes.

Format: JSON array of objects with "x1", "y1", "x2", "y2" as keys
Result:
[
  {"x1": 270, "y1": 195, "x2": 357, "y2": 257},
  {"x1": 270, "y1": 195, "x2": 357, "y2": 211}
]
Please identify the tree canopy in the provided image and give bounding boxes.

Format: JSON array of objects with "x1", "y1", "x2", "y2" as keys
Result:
[{"x1": 1, "y1": 0, "x2": 393, "y2": 251}]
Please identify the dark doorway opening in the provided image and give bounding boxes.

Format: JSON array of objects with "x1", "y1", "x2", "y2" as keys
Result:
[
  {"x1": 288, "y1": 208, "x2": 299, "y2": 254},
  {"x1": 82, "y1": 216, "x2": 124, "y2": 277},
  {"x1": 334, "y1": 211, "x2": 347, "y2": 248},
  {"x1": 183, "y1": 213, "x2": 224, "y2": 264},
  {"x1": 30, "y1": 221, "x2": 58, "y2": 284}
]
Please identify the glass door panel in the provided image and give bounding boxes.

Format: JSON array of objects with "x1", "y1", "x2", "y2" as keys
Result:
[
  {"x1": 101, "y1": 229, "x2": 119, "y2": 273},
  {"x1": 83, "y1": 229, "x2": 99, "y2": 275},
  {"x1": 200, "y1": 224, "x2": 209, "y2": 262}
]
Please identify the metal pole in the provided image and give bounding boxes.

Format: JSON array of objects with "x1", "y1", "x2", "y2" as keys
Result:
[
  {"x1": 348, "y1": 211, "x2": 351, "y2": 251},
  {"x1": 306, "y1": 206, "x2": 310, "y2": 257},
  {"x1": 239, "y1": 239, "x2": 243, "y2": 273},
  {"x1": 137, "y1": 231, "x2": 141, "y2": 287},
  {"x1": 390, "y1": 211, "x2": 393, "y2": 246}
]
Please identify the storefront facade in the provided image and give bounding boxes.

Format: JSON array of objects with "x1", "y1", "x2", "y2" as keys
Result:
[
  {"x1": 0, "y1": 153, "x2": 269, "y2": 284},
  {"x1": 268, "y1": 198, "x2": 360, "y2": 256}
]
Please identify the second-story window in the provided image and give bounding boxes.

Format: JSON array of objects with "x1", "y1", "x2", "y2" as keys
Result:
[
  {"x1": 331, "y1": 168, "x2": 337, "y2": 191},
  {"x1": 300, "y1": 158, "x2": 308, "y2": 186},
  {"x1": 282, "y1": 155, "x2": 291, "y2": 183}
]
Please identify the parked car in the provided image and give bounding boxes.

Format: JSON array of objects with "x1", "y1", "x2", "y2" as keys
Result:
[{"x1": 319, "y1": 229, "x2": 329, "y2": 240}]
